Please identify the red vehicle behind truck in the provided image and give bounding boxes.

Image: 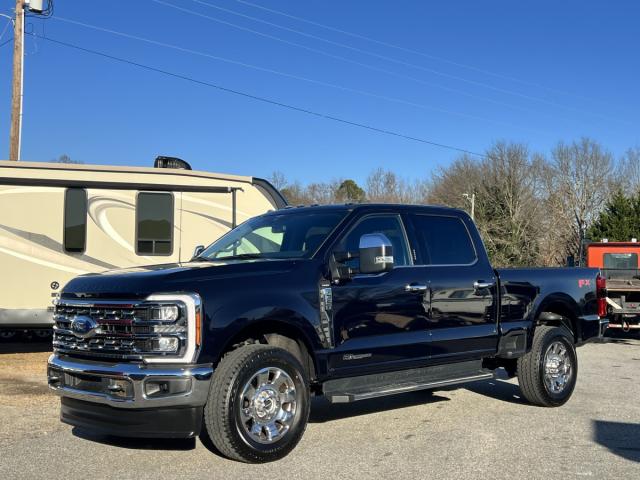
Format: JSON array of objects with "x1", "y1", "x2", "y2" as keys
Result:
[{"x1": 586, "y1": 240, "x2": 640, "y2": 333}]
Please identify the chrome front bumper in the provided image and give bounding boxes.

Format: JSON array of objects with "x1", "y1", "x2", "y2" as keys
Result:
[{"x1": 47, "y1": 354, "x2": 213, "y2": 409}]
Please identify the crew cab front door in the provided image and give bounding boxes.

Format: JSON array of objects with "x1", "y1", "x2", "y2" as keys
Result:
[{"x1": 328, "y1": 214, "x2": 431, "y2": 376}]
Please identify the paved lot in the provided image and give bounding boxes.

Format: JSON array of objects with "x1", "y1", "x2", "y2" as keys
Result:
[{"x1": 0, "y1": 337, "x2": 638, "y2": 480}]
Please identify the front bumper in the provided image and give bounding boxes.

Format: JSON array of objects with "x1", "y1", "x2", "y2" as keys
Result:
[{"x1": 47, "y1": 354, "x2": 213, "y2": 438}]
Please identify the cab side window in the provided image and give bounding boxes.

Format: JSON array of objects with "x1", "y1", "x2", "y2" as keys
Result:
[
  {"x1": 339, "y1": 215, "x2": 410, "y2": 269},
  {"x1": 410, "y1": 214, "x2": 476, "y2": 265}
]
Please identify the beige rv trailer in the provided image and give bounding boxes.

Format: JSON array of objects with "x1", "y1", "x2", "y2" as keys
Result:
[{"x1": 0, "y1": 159, "x2": 285, "y2": 332}]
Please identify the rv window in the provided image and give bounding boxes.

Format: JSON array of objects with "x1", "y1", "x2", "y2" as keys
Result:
[
  {"x1": 136, "y1": 192, "x2": 173, "y2": 255},
  {"x1": 64, "y1": 188, "x2": 87, "y2": 253}
]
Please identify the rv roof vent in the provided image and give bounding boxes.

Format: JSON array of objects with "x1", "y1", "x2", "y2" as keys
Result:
[
  {"x1": 154, "y1": 156, "x2": 192, "y2": 170},
  {"x1": 632, "y1": 238, "x2": 638, "y2": 243},
  {"x1": 602, "y1": 238, "x2": 608, "y2": 243}
]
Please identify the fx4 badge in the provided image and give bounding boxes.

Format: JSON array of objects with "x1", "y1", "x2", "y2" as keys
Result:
[{"x1": 578, "y1": 279, "x2": 591, "y2": 288}]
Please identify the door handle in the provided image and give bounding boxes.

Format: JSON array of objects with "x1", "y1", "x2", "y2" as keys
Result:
[
  {"x1": 473, "y1": 280, "x2": 495, "y2": 290},
  {"x1": 405, "y1": 283, "x2": 428, "y2": 293}
]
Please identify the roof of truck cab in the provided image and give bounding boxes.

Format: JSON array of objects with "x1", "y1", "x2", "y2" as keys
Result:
[{"x1": 266, "y1": 203, "x2": 468, "y2": 216}]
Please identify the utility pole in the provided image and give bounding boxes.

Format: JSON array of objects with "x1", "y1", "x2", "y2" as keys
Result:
[
  {"x1": 8, "y1": 0, "x2": 24, "y2": 161},
  {"x1": 463, "y1": 192, "x2": 475, "y2": 220}
]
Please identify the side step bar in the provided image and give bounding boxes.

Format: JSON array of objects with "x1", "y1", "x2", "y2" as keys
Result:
[{"x1": 323, "y1": 360, "x2": 494, "y2": 403}]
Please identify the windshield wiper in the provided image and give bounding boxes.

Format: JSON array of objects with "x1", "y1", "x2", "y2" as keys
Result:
[{"x1": 215, "y1": 253, "x2": 266, "y2": 261}]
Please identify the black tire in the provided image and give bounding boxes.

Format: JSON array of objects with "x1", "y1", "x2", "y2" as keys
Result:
[
  {"x1": 517, "y1": 325, "x2": 578, "y2": 407},
  {"x1": 203, "y1": 344, "x2": 310, "y2": 463}
]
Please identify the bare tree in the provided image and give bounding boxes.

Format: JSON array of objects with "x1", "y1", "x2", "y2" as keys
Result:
[
  {"x1": 617, "y1": 147, "x2": 640, "y2": 195},
  {"x1": 427, "y1": 155, "x2": 484, "y2": 213},
  {"x1": 477, "y1": 142, "x2": 545, "y2": 266},
  {"x1": 365, "y1": 168, "x2": 427, "y2": 204},
  {"x1": 53, "y1": 154, "x2": 82, "y2": 164},
  {"x1": 543, "y1": 138, "x2": 614, "y2": 264},
  {"x1": 268, "y1": 171, "x2": 288, "y2": 191}
]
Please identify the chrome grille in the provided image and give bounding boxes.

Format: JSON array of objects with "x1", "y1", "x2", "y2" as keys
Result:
[{"x1": 53, "y1": 301, "x2": 186, "y2": 361}]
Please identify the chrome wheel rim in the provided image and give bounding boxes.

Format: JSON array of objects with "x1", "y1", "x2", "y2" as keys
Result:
[
  {"x1": 239, "y1": 367, "x2": 297, "y2": 444},
  {"x1": 543, "y1": 340, "x2": 572, "y2": 394}
]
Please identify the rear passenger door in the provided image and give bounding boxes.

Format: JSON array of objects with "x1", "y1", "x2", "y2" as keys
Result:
[{"x1": 406, "y1": 213, "x2": 498, "y2": 361}]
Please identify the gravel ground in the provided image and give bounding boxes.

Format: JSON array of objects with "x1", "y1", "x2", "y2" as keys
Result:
[{"x1": 0, "y1": 337, "x2": 638, "y2": 479}]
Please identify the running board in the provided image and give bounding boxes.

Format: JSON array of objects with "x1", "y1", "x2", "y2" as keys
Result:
[{"x1": 323, "y1": 360, "x2": 494, "y2": 403}]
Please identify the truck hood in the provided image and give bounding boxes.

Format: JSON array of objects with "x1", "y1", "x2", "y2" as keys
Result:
[{"x1": 61, "y1": 259, "x2": 301, "y2": 299}]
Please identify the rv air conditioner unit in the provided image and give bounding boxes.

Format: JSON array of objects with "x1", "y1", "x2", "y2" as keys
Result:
[
  {"x1": 154, "y1": 156, "x2": 192, "y2": 170},
  {"x1": 26, "y1": 0, "x2": 45, "y2": 13}
]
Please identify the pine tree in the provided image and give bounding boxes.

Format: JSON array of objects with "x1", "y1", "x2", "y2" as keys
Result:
[{"x1": 587, "y1": 190, "x2": 640, "y2": 242}]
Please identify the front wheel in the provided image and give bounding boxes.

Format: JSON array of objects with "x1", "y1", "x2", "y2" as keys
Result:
[
  {"x1": 517, "y1": 325, "x2": 578, "y2": 407},
  {"x1": 203, "y1": 344, "x2": 310, "y2": 463}
]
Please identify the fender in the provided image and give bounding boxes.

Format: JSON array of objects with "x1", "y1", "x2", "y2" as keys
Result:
[
  {"x1": 199, "y1": 290, "x2": 325, "y2": 367},
  {"x1": 530, "y1": 292, "x2": 581, "y2": 342}
]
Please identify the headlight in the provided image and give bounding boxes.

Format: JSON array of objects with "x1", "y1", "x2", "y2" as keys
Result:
[{"x1": 144, "y1": 293, "x2": 202, "y2": 364}]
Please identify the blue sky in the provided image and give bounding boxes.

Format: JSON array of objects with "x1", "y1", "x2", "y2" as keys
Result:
[{"x1": 0, "y1": 0, "x2": 638, "y2": 184}]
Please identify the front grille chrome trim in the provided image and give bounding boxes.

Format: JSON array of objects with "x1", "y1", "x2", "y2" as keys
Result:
[{"x1": 52, "y1": 293, "x2": 201, "y2": 364}]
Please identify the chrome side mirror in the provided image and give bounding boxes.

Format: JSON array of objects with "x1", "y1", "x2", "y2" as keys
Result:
[
  {"x1": 192, "y1": 245, "x2": 205, "y2": 260},
  {"x1": 359, "y1": 233, "x2": 394, "y2": 274}
]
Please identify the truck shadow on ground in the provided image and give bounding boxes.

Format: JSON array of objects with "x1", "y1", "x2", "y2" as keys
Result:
[
  {"x1": 592, "y1": 420, "x2": 640, "y2": 463},
  {"x1": 459, "y1": 370, "x2": 527, "y2": 405},
  {"x1": 598, "y1": 331, "x2": 640, "y2": 345},
  {"x1": 309, "y1": 389, "x2": 449, "y2": 423},
  {"x1": 0, "y1": 339, "x2": 52, "y2": 354},
  {"x1": 71, "y1": 390, "x2": 451, "y2": 452},
  {"x1": 71, "y1": 428, "x2": 198, "y2": 451}
]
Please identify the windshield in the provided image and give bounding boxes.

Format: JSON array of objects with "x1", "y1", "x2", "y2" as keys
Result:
[
  {"x1": 602, "y1": 252, "x2": 639, "y2": 279},
  {"x1": 198, "y1": 211, "x2": 347, "y2": 260}
]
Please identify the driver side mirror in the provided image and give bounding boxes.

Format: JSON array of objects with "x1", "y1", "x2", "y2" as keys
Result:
[
  {"x1": 359, "y1": 233, "x2": 394, "y2": 274},
  {"x1": 192, "y1": 245, "x2": 205, "y2": 260}
]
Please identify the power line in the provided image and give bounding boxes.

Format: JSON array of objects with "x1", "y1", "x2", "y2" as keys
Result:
[
  {"x1": 33, "y1": 33, "x2": 487, "y2": 157},
  {"x1": 167, "y1": 0, "x2": 627, "y2": 126},
  {"x1": 0, "y1": 13, "x2": 12, "y2": 48},
  {"x1": 231, "y1": 0, "x2": 609, "y2": 107},
  {"x1": 181, "y1": 0, "x2": 568, "y2": 122},
  {"x1": 53, "y1": 16, "x2": 551, "y2": 135}
]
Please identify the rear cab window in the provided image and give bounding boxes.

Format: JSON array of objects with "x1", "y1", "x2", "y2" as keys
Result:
[
  {"x1": 409, "y1": 214, "x2": 477, "y2": 265},
  {"x1": 603, "y1": 253, "x2": 638, "y2": 270}
]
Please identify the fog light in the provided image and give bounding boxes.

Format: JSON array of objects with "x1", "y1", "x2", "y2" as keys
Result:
[
  {"x1": 107, "y1": 379, "x2": 132, "y2": 398},
  {"x1": 145, "y1": 378, "x2": 191, "y2": 398},
  {"x1": 152, "y1": 336, "x2": 179, "y2": 353},
  {"x1": 151, "y1": 305, "x2": 179, "y2": 322}
]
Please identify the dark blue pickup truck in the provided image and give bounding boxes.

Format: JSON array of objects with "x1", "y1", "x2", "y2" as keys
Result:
[{"x1": 47, "y1": 204, "x2": 608, "y2": 462}]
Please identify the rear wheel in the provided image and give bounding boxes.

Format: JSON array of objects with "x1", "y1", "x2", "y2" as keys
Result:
[
  {"x1": 517, "y1": 325, "x2": 577, "y2": 407},
  {"x1": 203, "y1": 344, "x2": 310, "y2": 463}
]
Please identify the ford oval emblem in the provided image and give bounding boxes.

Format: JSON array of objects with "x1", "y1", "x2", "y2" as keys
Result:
[{"x1": 70, "y1": 315, "x2": 99, "y2": 339}]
